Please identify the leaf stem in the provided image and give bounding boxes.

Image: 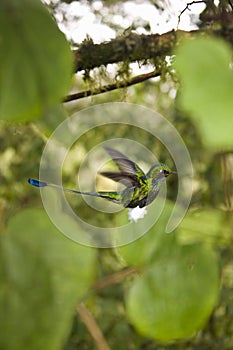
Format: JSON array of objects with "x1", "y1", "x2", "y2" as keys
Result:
[{"x1": 77, "y1": 302, "x2": 111, "y2": 350}]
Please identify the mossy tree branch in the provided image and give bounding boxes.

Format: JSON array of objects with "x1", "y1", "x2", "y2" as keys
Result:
[{"x1": 74, "y1": 28, "x2": 233, "y2": 72}]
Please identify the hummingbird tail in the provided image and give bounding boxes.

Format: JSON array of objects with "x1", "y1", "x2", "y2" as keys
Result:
[{"x1": 28, "y1": 178, "x2": 121, "y2": 203}]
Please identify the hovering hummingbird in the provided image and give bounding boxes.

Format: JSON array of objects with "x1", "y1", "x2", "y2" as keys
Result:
[{"x1": 28, "y1": 147, "x2": 177, "y2": 208}]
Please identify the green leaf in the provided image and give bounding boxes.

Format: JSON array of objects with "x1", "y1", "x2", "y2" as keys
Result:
[
  {"x1": 0, "y1": 0, "x2": 73, "y2": 122},
  {"x1": 178, "y1": 208, "x2": 232, "y2": 246},
  {"x1": 175, "y1": 36, "x2": 233, "y2": 148},
  {"x1": 117, "y1": 201, "x2": 177, "y2": 267},
  {"x1": 39, "y1": 104, "x2": 68, "y2": 133},
  {"x1": 126, "y1": 243, "x2": 219, "y2": 343},
  {"x1": 0, "y1": 209, "x2": 96, "y2": 350}
]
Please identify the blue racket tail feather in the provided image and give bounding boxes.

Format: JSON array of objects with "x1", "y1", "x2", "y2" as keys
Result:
[{"x1": 28, "y1": 178, "x2": 48, "y2": 187}]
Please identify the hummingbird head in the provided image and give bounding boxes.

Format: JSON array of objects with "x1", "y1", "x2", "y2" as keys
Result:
[{"x1": 147, "y1": 163, "x2": 177, "y2": 183}]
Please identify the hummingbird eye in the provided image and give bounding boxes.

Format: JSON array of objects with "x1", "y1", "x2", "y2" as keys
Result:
[{"x1": 160, "y1": 169, "x2": 170, "y2": 177}]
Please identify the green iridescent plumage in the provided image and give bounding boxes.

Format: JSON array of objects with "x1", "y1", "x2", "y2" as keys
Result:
[
  {"x1": 28, "y1": 147, "x2": 176, "y2": 208},
  {"x1": 96, "y1": 147, "x2": 176, "y2": 208}
]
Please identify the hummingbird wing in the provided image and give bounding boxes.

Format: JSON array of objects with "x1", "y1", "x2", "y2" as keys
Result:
[{"x1": 100, "y1": 147, "x2": 147, "y2": 187}]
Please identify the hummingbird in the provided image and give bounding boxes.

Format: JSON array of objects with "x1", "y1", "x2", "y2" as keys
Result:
[{"x1": 28, "y1": 147, "x2": 177, "y2": 208}]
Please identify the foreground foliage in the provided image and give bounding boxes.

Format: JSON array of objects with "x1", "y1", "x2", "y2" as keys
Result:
[{"x1": 0, "y1": 0, "x2": 233, "y2": 349}]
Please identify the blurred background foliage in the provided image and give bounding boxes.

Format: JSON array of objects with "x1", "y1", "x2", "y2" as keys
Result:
[{"x1": 0, "y1": 0, "x2": 233, "y2": 349}]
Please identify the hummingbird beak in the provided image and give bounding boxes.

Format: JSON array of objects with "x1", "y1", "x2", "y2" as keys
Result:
[
  {"x1": 177, "y1": 173, "x2": 193, "y2": 178},
  {"x1": 171, "y1": 171, "x2": 178, "y2": 175}
]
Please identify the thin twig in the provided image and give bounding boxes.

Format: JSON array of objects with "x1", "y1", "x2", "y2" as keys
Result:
[
  {"x1": 93, "y1": 266, "x2": 139, "y2": 291},
  {"x1": 177, "y1": 1, "x2": 206, "y2": 27},
  {"x1": 63, "y1": 70, "x2": 161, "y2": 102},
  {"x1": 77, "y1": 303, "x2": 111, "y2": 350}
]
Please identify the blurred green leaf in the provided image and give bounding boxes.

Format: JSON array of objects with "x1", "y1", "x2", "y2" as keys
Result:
[
  {"x1": 126, "y1": 243, "x2": 219, "y2": 343},
  {"x1": 38, "y1": 105, "x2": 68, "y2": 134},
  {"x1": 175, "y1": 36, "x2": 233, "y2": 148},
  {"x1": 178, "y1": 209, "x2": 232, "y2": 246},
  {"x1": 0, "y1": 209, "x2": 96, "y2": 350},
  {"x1": 117, "y1": 201, "x2": 177, "y2": 267},
  {"x1": 0, "y1": 0, "x2": 73, "y2": 122}
]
